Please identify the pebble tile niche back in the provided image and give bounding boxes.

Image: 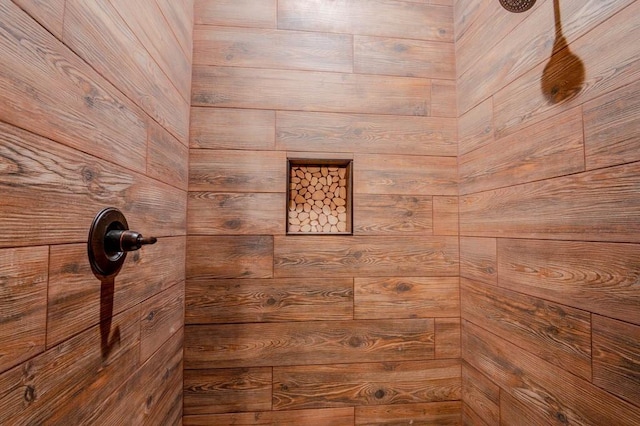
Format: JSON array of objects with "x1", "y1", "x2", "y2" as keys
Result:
[{"x1": 287, "y1": 159, "x2": 353, "y2": 234}]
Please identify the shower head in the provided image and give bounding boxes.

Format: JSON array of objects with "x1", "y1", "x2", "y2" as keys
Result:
[{"x1": 499, "y1": 0, "x2": 536, "y2": 13}]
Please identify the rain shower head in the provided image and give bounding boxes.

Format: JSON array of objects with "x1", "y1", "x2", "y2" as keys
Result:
[{"x1": 499, "y1": 0, "x2": 536, "y2": 13}]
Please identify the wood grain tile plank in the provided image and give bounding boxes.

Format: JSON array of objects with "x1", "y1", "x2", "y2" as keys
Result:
[
  {"x1": 462, "y1": 401, "x2": 491, "y2": 426},
  {"x1": 354, "y1": 277, "x2": 459, "y2": 319},
  {"x1": 453, "y1": 0, "x2": 490, "y2": 43},
  {"x1": 273, "y1": 360, "x2": 461, "y2": 410},
  {"x1": 156, "y1": 0, "x2": 194, "y2": 62},
  {"x1": 47, "y1": 237, "x2": 186, "y2": 347},
  {"x1": 584, "y1": 79, "x2": 640, "y2": 170},
  {"x1": 184, "y1": 319, "x2": 434, "y2": 369},
  {"x1": 498, "y1": 239, "x2": 640, "y2": 325},
  {"x1": 592, "y1": 315, "x2": 640, "y2": 404},
  {"x1": 0, "y1": 122, "x2": 185, "y2": 249},
  {"x1": 111, "y1": 178, "x2": 186, "y2": 239},
  {"x1": 460, "y1": 162, "x2": 640, "y2": 242},
  {"x1": 461, "y1": 278, "x2": 592, "y2": 380},
  {"x1": 64, "y1": 0, "x2": 189, "y2": 142},
  {"x1": 285, "y1": 151, "x2": 355, "y2": 162},
  {"x1": 353, "y1": 194, "x2": 433, "y2": 235},
  {"x1": 13, "y1": 0, "x2": 65, "y2": 39},
  {"x1": 148, "y1": 119, "x2": 189, "y2": 190},
  {"x1": 459, "y1": 0, "x2": 633, "y2": 116},
  {"x1": 139, "y1": 281, "x2": 185, "y2": 364},
  {"x1": 456, "y1": 0, "x2": 546, "y2": 113},
  {"x1": 85, "y1": 328, "x2": 184, "y2": 425},
  {"x1": 186, "y1": 236, "x2": 274, "y2": 280},
  {"x1": 460, "y1": 237, "x2": 497, "y2": 286},
  {"x1": 458, "y1": 97, "x2": 493, "y2": 156},
  {"x1": 0, "y1": 308, "x2": 140, "y2": 425},
  {"x1": 188, "y1": 192, "x2": 285, "y2": 235},
  {"x1": 355, "y1": 154, "x2": 457, "y2": 196},
  {"x1": 130, "y1": 330, "x2": 183, "y2": 426},
  {"x1": 184, "y1": 408, "x2": 355, "y2": 426},
  {"x1": 499, "y1": 391, "x2": 550, "y2": 426},
  {"x1": 189, "y1": 149, "x2": 285, "y2": 193},
  {"x1": 192, "y1": 66, "x2": 430, "y2": 116},
  {"x1": 463, "y1": 320, "x2": 640, "y2": 426},
  {"x1": 185, "y1": 278, "x2": 353, "y2": 324},
  {"x1": 435, "y1": 318, "x2": 461, "y2": 359},
  {"x1": 184, "y1": 367, "x2": 272, "y2": 415},
  {"x1": 0, "y1": 246, "x2": 48, "y2": 374},
  {"x1": 0, "y1": 2, "x2": 147, "y2": 172},
  {"x1": 274, "y1": 236, "x2": 459, "y2": 278},
  {"x1": 460, "y1": 107, "x2": 585, "y2": 195},
  {"x1": 462, "y1": 362, "x2": 499, "y2": 426},
  {"x1": 354, "y1": 35, "x2": 454, "y2": 79},
  {"x1": 277, "y1": 0, "x2": 453, "y2": 42},
  {"x1": 431, "y1": 79, "x2": 457, "y2": 118},
  {"x1": 150, "y1": 392, "x2": 182, "y2": 426},
  {"x1": 109, "y1": 0, "x2": 192, "y2": 101},
  {"x1": 277, "y1": 111, "x2": 456, "y2": 156},
  {"x1": 194, "y1": 0, "x2": 276, "y2": 28},
  {"x1": 433, "y1": 196, "x2": 459, "y2": 235},
  {"x1": 355, "y1": 401, "x2": 461, "y2": 425},
  {"x1": 493, "y1": 0, "x2": 640, "y2": 139},
  {"x1": 190, "y1": 107, "x2": 275, "y2": 151},
  {"x1": 193, "y1": 26, "x2": 353, "y2": 73},
  {"x1": 455, "y1": 0, "x2": 534, "y2": 80}
]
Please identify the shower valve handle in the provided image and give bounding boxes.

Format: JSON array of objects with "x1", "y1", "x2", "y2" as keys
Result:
[
  {"x1": 88, "y1": 207, "x2": 159, "y2": 277},
  {"x1": 105, "y1": 229, "x2": 157, "y2": 253}
]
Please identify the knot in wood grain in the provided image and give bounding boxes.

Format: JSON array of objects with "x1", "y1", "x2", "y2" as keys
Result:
[
  {"x1": 545, "y1": 325, "x2": 560, "y2": 336},
  {"x1": 393, "y1": 43, "x2": 408, "y2": 53},
  {"x1": 224, "y1": 219, "x2": 242, "y2": 230},
  {"x1": 145, "y1": 395, "x2": 154, "y2": 409},
  {"x1": 396, "y1": 282, "x2": 413, "y2": 293},
  {"x1": 351, "y1": 251, "x2": 363, "y2": 260},
  {"x1": 84, "y1": 96, "x2": 95, "y2": 108},
  {"x1": 162, "y1": 367, "x2": 172, "y2": 381},
  {"x1": 556, "y1": 411, "x2": 569, "y2": 424},
  {"x1": 348, "y1": 336, "x2": 364, "y2": 348},
  {"x1": 23, "y1": 385, "x2": 36, "y2": 403},
  {"x1": 62, "y1": 263, "x2": 81, "y2": 274},
  {"x1": 265, "y1": 297, "x2": 277, "y2": 306},
  {"x1": 81, "y1": 166, "x2": 95, "y2": 183},
  {"x1": 22, "y1": 360, "x2": 36, "y2": 381}
]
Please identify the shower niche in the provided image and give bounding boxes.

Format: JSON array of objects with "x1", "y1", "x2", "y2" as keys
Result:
[{"x1": 287, "y1": 158, "x2": 352, "y2": 235}]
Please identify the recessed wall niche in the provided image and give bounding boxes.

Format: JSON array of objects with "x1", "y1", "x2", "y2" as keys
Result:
[{"x1": 287, "y1": 158, "x2": 352, "y2": 234}]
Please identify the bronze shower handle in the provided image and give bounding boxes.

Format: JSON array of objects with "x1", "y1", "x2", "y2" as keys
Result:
[
  {"x1": 105, "y1": 229, "x2": 157, "y2": 253},
  {"x1": 88, "y1": 207, "x2": 157, "y2": 277}
]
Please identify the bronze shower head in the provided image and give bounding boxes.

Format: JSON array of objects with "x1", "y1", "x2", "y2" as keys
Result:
[{"x1": 499, "y1": 0, "x2": 536, "y2": 13}]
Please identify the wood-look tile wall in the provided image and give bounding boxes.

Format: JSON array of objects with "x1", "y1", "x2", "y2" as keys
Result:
[
  {"x1": 456, "y1": 0, "x2": 640, "y2": 424},
  {"x1": 0, "y1": 0, "x2": 192, "y2": 424},
  {"x1": 4, "y1": 0, "x2": 636, "y2": 424},
  {"x1": 186, "y1": 0, "x2": 461, "y2": 424}
]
